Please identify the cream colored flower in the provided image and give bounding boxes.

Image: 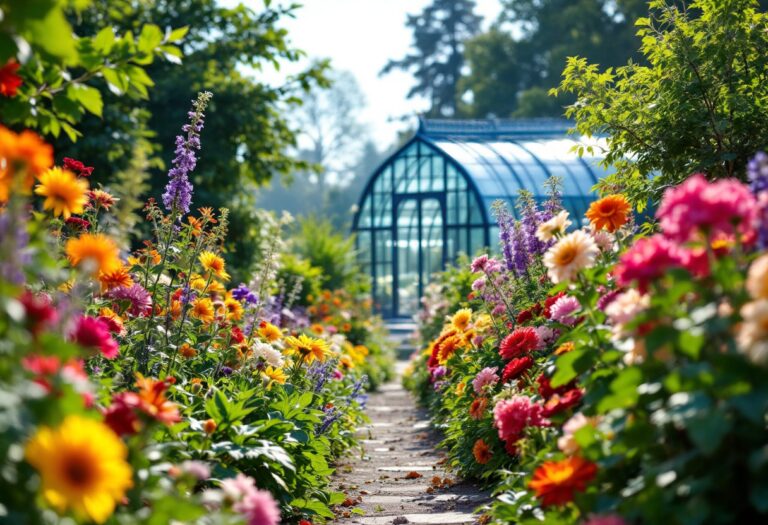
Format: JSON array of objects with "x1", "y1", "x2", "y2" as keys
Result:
[
  {"x1": 738, "y1": 299, "x2": 768, "y2": 365},
  {"x1": 536, "y1": 210, "x2": 572, "y2": 242},
  {"x1": 605, "y1": 289, "x2": 650, "y2": 327},
  {"x1": 590, "y1": 228, "x2": 615, "y2": 252},
  {"x1": 543, "y1": 230, "x2": 599, "y2": 283},
  {"x1": 747, "y1": 254, "x2": 768, "y2": 300}
]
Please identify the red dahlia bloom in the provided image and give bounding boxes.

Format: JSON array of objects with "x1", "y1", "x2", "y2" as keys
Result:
[
  {"x1": 516, "y1": 308, "x2": 534, "y2": 324},
  {"x1": 542, "y1": 388, "x2": 584, "y2": 417},
  {"x1": 0, "y1": 60, "x2": 22, "y2": 97},
  {"x1": 499, "y1": 327, "x2": 539, "y2": 360},
  {"x1": 502, "y1": 356, "x2": 534, "y2": 383},
  {"x1": 544, "y1": 292, "x2": 566, "y2": 319},
  {"x1": 70, "y1": 316, "x2": 119, "y2": 359}
]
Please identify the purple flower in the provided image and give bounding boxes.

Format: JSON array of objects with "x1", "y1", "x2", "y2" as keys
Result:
[
  {"x1": 106, "y1": 284, "x2": 152, "y2": 316},
  {"x1": 162, "y1": 92, "x2": 213, "y2": 215},
  {"x1": 220, "y1": 366, "x2": 233, "y2": 377},
  {"x1": 748, "y1": 152, "x2": 768, "y2": 248},
  {"x1": 597, "y1": 288, "x2": 622, "y2": 311}
]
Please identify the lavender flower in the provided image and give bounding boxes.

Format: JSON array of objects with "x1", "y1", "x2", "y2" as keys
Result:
[
  {"x1": 307, "y1": 361, "x2": 334, "y2": 393},
  {"x1": 232, "y1": 283, "x2": 259, "y2": 304},
  {"x1": 162, "y1": 92, "x2": 213, "y2": 215},
  {"x1": 318, "y1": 406, "x2": 342, "y2": 434},
  {"x1": 748, "y1": 152, "x2": 768, "y2": 248},
  {"x1": 492, "y1": 200, "x2": 530, "y2": 276}
]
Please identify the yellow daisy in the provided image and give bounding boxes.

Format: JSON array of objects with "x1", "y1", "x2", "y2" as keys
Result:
[
  {"x1": 223, "y1": 297, "x2": 244, "y2": 321},
  {"x1": 199, "y1": 251, "x2": 229, "y2": 281},
  {"x1": 190, "y1": 297, "x2": 215, "y2": 324},
  {"x1": 34, "y1": 167, "x2": 89, "y2": 218},
  {"x1": 451, "y1": 308, "x2": 473, "y2": 332},
  {"x1": 284, "y1": 334, "x2": 331, "y2": 364},
  {"x1": 258, "y1": 321, "x2": 282, "y2": 343},
  {"x1": 262, "y1": 366, "x2": 287, "y2": 386}
]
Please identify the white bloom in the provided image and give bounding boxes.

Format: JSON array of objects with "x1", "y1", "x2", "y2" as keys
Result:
[
  {"x1": 543, "y1": 230, "x2": 599, "y2": 283},
  {"x1": 262, "y1": 346, "x2": 284, "y2": 368},
  {"x1": 739, "y1": 299, "x2": 768, "y2": 365},
  {"x1": 536, "y1": 210, "x2": 572, "y2": 242}
]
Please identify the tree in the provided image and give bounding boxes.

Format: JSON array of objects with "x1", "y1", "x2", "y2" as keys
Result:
[
  {"x1": 382, "y1": 0, "x2": 482, "y2": 117},
  {"x1": 553, "y1": 0, "x2": 768, "y2": 207}
]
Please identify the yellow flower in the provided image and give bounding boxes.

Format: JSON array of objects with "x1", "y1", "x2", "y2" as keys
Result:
[
  {"x1": 536, "y1": 210, "x2": 572, "y2": 242},
  {"x1": 24, "y1": 415, "x2": 133, "y2": 523},
  {"x1": 258, "y1": 321, "x2": 282, "y2": 343},
  {"x1": 284, "y1": 334, "x2": 330, "y2": 364},
  {"x1": 455, "y1": 381, "x2": 466, "y2": 396},
  {"x1": 207, "y1": 280, "x2": 226, "y2": 296},
  {"x1": 339, "y1": 355, "x2": 355, "y2": 369},
  {"x1": 65, "y1": 233, "x2": 122, "y2": 276},
  {"x1": 451, "y1": 308, "x2": 472, "y2": 332},
  {"x1": 190, "y1": 274, "x2": 208, "y2": 291},
  {"x1": 99, "y1": 265, "x2": 134, "y2": 292},
  {"x1": 34, "y1": 167, "x2": 89, "y2": 218},
  {"x1": 543, "y1": 230, "x2": 599, "y2": 284},
  {"x1": 223, "y1": 297, "x2": 244, "y2": 321},
  {"x1": 262, "y1": 366, "x2": 287, "y2": 385},
  {"x1": 199, "y1": 251, "x2": 229, "y2": 281},
  {"x1": 191, "y1": 297, "x2": 215, "y2": 324}
]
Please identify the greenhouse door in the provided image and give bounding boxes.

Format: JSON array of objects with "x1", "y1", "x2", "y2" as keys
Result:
[{"x1": 393, "y1": 195, "x2": 445, "y2": 318}]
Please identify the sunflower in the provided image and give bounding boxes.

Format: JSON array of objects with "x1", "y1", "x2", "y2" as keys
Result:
[
  {"x1": 284, "y1": 334, "x2": 330, "y2": 364},
  {"x1": 65, "y1": 233, "x2": 122, "y2": 276},
  {"x1": 451, "y1": 308, "x2": 473, "y2": 332},
  {"x1": 222, "y1": 297, "x2": 244, "y2": 321},
  {"x1": 585, "y1": 194, "x2": 631, "y2": 232},
  {"x1": 528, "y1": 456, "x2": 597, "y2": 507},
  {"x1": 34, "y1": 167, "x2": 89, "y2": 218},
  {"x1": 99, "y1": 266, "x2": 134, "y2": 292},
  {"x1": 258, "y1": 321, "x2": 282, "y2": 343},
  {"x1": 543, "y1": 230, "x2": 599, "y2": 284},
  {"x1": 190, "y1": 297, "x2": 215, "y2": 324},
  {"x1": 199, "y1": 251, "x2": 230, "y2": 281},
  {"x1": 262, "y1": 366, "x2": 287, "y2": 386},
  {"x1": 24, "y1": 415, "x2": 133, "y2": 523}
]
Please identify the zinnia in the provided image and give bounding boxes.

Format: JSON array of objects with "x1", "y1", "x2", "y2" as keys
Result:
[
  {"x1": 529, "y1": 456, "x2": 597, "y2": 507},
  {"x1": 543, "y1": 230, "x2": 599, "y2": 284},
  {"x1": 34, "y1": 167, "x2": 89, "y2": 218},
  {"x1": 499, "y1": 327, "x2": 539, "y2": 360},
  {"x1": 472, "y1": 439, "x2": 492, "y2": 465},
  {"x1": 585, "y1": 194, "x2": 631, "y2": 232},
  {"x1": 24, "y1": 415, "x2": 133, "y2": 523},
  {"x1": 501, "y1": 356, "x2": 534, "y2": 383},
  {"x1": 65, "y1": 233, "x2": 122, "y2": 276}
]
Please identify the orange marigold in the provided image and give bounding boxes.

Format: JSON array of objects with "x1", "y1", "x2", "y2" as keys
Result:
[
  {"x1": 529, "y1": 456, "x2": 597, "y2": 507},
  {"x1": 472, "y1": 438, "x2": 492, "y2": 465},
  {"x1": 99, "y1": 266, "x2": 134, "y2": 292},
  {"x1": 585, "y1": 194, "x2": 631, "y2": 233},
  {"x1": 66, "y1": 233, "x2": 122, "y2": 276}
]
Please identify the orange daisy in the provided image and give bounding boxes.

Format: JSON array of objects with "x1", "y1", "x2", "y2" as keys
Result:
[
  {"x1": 99, "y1": 266, "x2": 134, "y2": 292},
  {"x1": 529, "y1": 456, "x2": 598, "y2": 507},
  {"x1": 190, "y1": 297, "x2": 215, "y2": 324},
  {"x1": 585, "y1": 194, "x2": 631, "y2": 232},
  {"x1": 0, "y1": 127, "x2": 54, "y2": 200},
  {"x1": 258, "y1": 321, "x2": 282, "y2": 343},
  {"x1": 65, "y1": 233, "x2": 122, "y2": 276},
  {"x1": 199, "y1": 251, "x2": 229, "y2": 281}
]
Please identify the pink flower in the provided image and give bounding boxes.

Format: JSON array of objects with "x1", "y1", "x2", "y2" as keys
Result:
[
  {"x1": 549, "y1": 296, "x2": 581, "y2": 326},
  {"x1": 533, "y1": 326, "x2": 558, "y2": 350},
  {"x1": 235, "y1": 489, "x2": 281, "y2": 525},
  {"x1": 70, "y1": 316, "x2": 119, "y2": 359},
  {"x1": 493, "y1": 396, "x2": 548, "y2": 445},
  {"x1": 470, "y1": 254, "x2": 489, "y2": 272},
  {"x1": 583, "y1": 514, "x2": 628, "y2": 525},
  {"x1": 471, "y1": 277, "x2": 486, "y2": 291},
  {"x1": 472, "y1": 367, "x2": 499, "y2": 394},
  {"x1": 657, "y1": 173, "x2": 756, "y2": 242},
  {"x1": 613, "y1": 235, "x2": 687, "y2": 292},
  {"x1": 557, "y1": 412, "x2": 594, "y2": 455},
  {"x1": 221, "y1": 473, "x2": 259, "y2": 501}
]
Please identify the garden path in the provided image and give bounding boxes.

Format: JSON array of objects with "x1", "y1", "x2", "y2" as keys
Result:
[{"x1": 331, "y1": 362, "x2": 490, "y2": 525}]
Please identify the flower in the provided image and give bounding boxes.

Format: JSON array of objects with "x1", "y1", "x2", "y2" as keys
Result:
[
  {"x1": 19, "y1": 290, "x2": 58, "y2": 335},
  {"x1": 199, "y1": 251, "x2": 230, "y2": 280},
  {"x1": 529, "y1": 456, "x2": 597, "y2": 506},
  {"x1": 105, "y1": 284, "x2": 152, "y2": 317},
  {"x1": 262, "y1": 366, "x2": 287, "y2": 385},
  {"x1": 191, "y1": 297, "x2": 215, "y2": 324},
  {"x1": 176, "y1": 461, "x2": 211, "y2": 481},
  {"x1": 472, "y1": 367, "x2": 499, "y2": 395},
  {"x1": 63, "y1": 157, "x2": 94, "y2": 177},
  {"x1": 544, "y1": 230, "x2": 599, "y2": 283},
  {"x1": 99, "y1": 266, "x2": 134, "y2": 292},
  {"x1": 604, "y1": 289, "x2": 650, "y2": 333},
  {"x1": 203, "y1": 419, "x2": 217, "y2": 434},
  {"x1": 542, "y1": 388, "x2": 584, "y2": 417},
  {"x1": 0, "y1": 127, "x2": 53, "y2": 200},
  {"x1": 658, "y1": 174, "x2": 757, "y2": 242},
  {"x1": 472, "y1": 439, "x2": 492, "y2": 465},
  {"x1": 258, "y1": 321, "x2": 282, "y2": 342},
  {"x1": 493, "y1": 396, "x2": 548, "y2": 445},
  {"x1": 747, "y1": 253, "x2": 768, "y2": 300},
  {"x1": 87, "y1": 189, "x2": 116, "y2": 210},
  {"x1": 534, "y1": 326, "x2": 557, "y2": 350},
  {"x1": 65, "y1": 217, "x2": 91, "y2": 231},
  {"x1": 555, "y1": 342, "x2": 575, "y2": 355},
  {"x1": 549, "y1": 295, "x2": 581, "y2": 326},
  {"x1": 536, "y1": 210, "x2": 572, "y2": 241},
  {"x1": 502, "y1": 356, "x2": 534, "y2": 383},
  {"x1": 738, "y1": 299, "x2": 768, "y2": 365},
  {"x1": 436, "y1": 334, "x2": 461, "y2": 364},
  {"x1": 24, "y1": 415, "x2": 133, "y2": 523},
  {"x1": 105, "y1": 375, "x2": 181, "y2": 431},
  {"x1": 284, "y1": 334, "x2": 330, "y2": 364},
  {"x1": 179, "y1": 343, "x2": 197, "y2": 358},
  {"x1": 586, "y1": 194, "x2": 631, "y2": 232},
  {"x1": 65, "y1": 233, "x2": 121, "y2": 276},
  {"x1": 70, "y1": 316, "x2": 119, "y2": 359},
  {"x1": 34, "y1": 167, "x2": 89, "y2": 218},
  {"x1": 224, "y1": 297, "x2": 244, "y2": 321},
  {"x1": 0, "y1": 59, "x2": 22, "y2": 97},
  {"x1": 613, "y1": 235, "x2": 686, "y2": 293},
  {"x1": 451, "y1": 308, "x2": 472, "y2": 331},
  {"x1": 470, "y1": 254, "x2": 489, "y2": 272},
  {"x1": 499, "y1": 327, "x2": 539, "y2": 360},
  {"x1": 235, "y1": 487, "x2": 281, "y2": 525},
  {"x1": 557, "y1": 413, "x2": 596, "y2": 455},
  {"x1": 232, "y1": 283, "x2": 259, "y2": 304},
  {"x1": 469, "y1": 397, "x2": 488, "y2": 420},
  {"x1": 583, "y1": 514, "x2": 628, "y2": 525}
]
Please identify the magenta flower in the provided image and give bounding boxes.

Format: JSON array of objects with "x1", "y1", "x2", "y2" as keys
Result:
[
  {"x1": 614, "y1": 235, "x2": 687, "y2": 293},
  {"x1": 583, "y1": 514, "x2": 628, "y2": 525},
  {"x1": 106, "y1": 284, "x2": 152, "y2": 316},
  {"x1": 235, "y1": 489, "x2": 281, "y2": 525},
  {"x1": 70, "y1": 316, "x2": 119, "y2": 359},
  {"x1": 493, "y1": 396, "x2": 548, "y2": 445},
  {"x1": 470, "y1": 254, "x2": 489, "y2": 272},
  {"x1": 472, "y1": 367, "x2": 499, "y2": 394}
]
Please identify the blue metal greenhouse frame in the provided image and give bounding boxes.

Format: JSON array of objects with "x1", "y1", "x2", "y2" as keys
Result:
[{"x1": 351, "y1": 118, "x2": 611, "y2": 319}]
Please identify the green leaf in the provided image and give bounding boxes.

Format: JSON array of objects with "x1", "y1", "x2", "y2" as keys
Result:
[
  {"x1": 68, "y1": 84, "x2": 103, "y2": 117},
  {"x1": 93, "y1": 26, "x2": 115, "y2": 54},
  {"x1": 138, "y1": 24, "x2": 163, "y2": 54},
  {"x1": 552, "y1": 347, "x2": 591, "y2": 387},
  {"x1": 167, "y1": 26, "x2": 190, "y2": 42},
  {"x1": 686, "y1": 410, "x2": 731, "y2": 455}
]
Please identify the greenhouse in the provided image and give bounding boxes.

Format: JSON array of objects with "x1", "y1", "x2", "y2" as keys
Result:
[{"x1": 352, "y1": 118, "x2": 611, "y2": 318}]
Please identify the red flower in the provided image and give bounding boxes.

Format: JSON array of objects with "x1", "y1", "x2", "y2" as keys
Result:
[
  {"x1": 22, "y1": 354, "x2": 61, "y2": 376},
  {"x1": 19, "y1": 290, "x2": 58, "y2": 335},
  {"x1": 104, "y1": 375, "x2": 181, "y2": 434},
  {"x1": 231, "y1": 326, "x2": 245, "y2": 344},
  {"x1": 0, "y1": 60, "x2": 22, "y2": 97},
  {"x1": 70, "y1": 316, "x2": 119, "y2": 359},
  {"x1": 63, "y1": 157, "x2": 94, "y2": 177},
  {"x1": 544, "y1": 292, "x2": 566, "y2": 319},
  {"x1": 542, "y1": 388, "x2": 584, "y2": 417},
  {"x1": 65, "y1": 217, "x2": 91, "y2": 231},
  {"x1": 499, "y1": 327, "x2": 539, "y2": 360},
  {"x1": 516, "y1": 308, "x2": 534, "y2": 324},
  {"x1": 529, "y1": 456, "x2": 597, "y2": 506},
  {"x1": 537, "y1": 374, "x2": 576, "y2": 399},
  {"x1": 502, "y1": 356, "x2": 534, "y2": 383},
  {"x1": 104, "y1": 392, "x2": 142, "y2": 435}
]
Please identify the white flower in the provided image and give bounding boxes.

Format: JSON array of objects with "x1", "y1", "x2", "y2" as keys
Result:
[
  {"x1": 739, "y1": 299, "x2": 768, "y2": 365},
  {"x1": 590, "y1": 228, "x2": 615, "y2": 252},
  {"x1": 251, "y1": 341, "x2": 270, "y2": 360},
  {"x1": 262, "y1": 346, "x2": 284, "y2": 368},
  {"x1": 605, "y1": 289, "x2": 650, "y2": 327},
  {"x1": 536, "y1": 210, "x2": 572, "y2": 242},
  {"x1": 747, "y1": 253, "x2": 768, "y2": 300},
  {"x1": 543, "y1": 230, "x2": 599, "y2": 283}
]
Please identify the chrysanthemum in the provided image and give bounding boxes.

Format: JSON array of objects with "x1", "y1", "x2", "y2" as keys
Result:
[
  {"x1": 191, "y1": 297, "x2": 215, "y2": 324},
  {"x1": 65, "y1": 233, "x2": 121, "y2": 276},
  {"x1": 549, "y1": 295, "x2": 581, "y2": 326},
  {"x1": 34, "y1": 167, "x2": 89, "y2": 218},
  {"x1": 24, "y1": 415, "x2": 133, "y2": 523},
  {"x1": 536, "y1": 210, "x2": 572, "y2": 241},
  {"x1": 451, "y1": 308, "x2": 472, "y2": 331},
  {"x1": 86, "y1": 189, "x2": 117, "y2": 210},
  {"x1": 99, "y1": 266, "x2": 134, "y2": 292},
  {"x1": 472, "y1": 367, "x2": 499, "y2": 395},
  {"x1": 585, "y1": 194, "x2": 631, "y2": 232},
  {"x1": 199, "y1": 251, "x2": 230, "y2": 280},
  {"x1": 284, "y1": 334, "x2": 330, "y2": 364},
  {"x1": 472, "y1": 438, "x2": 492, "y2": 465},
  {"x1": 543, "y1": 230, "x2": 599, "y2": 284},
  {"x1": 528, "y1": 456, "x2": 597, "y2": 507},
  {"x1": 105, "y1": 284, "x2": 152, "y2": 317},
  {"x1": 493, "y1": 395, "x2": 548, "y2": 445}
]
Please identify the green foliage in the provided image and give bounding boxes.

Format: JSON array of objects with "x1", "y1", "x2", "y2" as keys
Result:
[{"x1": 554, "y1": 0, "x2": 768, "y2": 207}]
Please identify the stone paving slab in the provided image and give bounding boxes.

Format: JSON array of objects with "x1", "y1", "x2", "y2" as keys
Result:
[{"x1": 331, "y1": 370, "x2": 490, "y2": 525}]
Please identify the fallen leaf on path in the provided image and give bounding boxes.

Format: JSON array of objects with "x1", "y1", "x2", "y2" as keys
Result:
[{"x1": 404, "y1": 471, "x2": 423, "y2": 479}]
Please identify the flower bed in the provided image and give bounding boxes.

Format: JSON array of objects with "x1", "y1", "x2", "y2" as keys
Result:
[
  {"x1": 405, "y1": 172, "x2": 768, "y2": 524},
  {"x1": 0, "y1": 93, "x2": 393, "y2": 524}
]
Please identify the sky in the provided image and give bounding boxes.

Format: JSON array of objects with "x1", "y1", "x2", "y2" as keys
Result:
[{"x1": 236, "y1": 0, "x2": 504, "y2": 148}]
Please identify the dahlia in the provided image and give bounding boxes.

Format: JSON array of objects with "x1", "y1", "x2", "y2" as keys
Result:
[
  {"x1": 543, "y1": 230, "x2": 599, "y2": 284},
  {"x1": 501, "y1": 356, "x2": 533, "y2": 383},
  {"x1": 70, "y1": 316, "x2": 119, "y2": 359},
  {"x1": 542, "y1": 388, "x2": 584, "y2": 417},
  {"x1": 586, "y1": 194, "x2": 631, "y2": 232},
  {"x1": 499, "y1": 327, "x2": 539, "y2": 360},
  {"x1": 613, "y1": 234, "x2": 686, "y2": 292},
  {"x1": 105, "y1": 284, "x2": 152, "y2": 317},
  {"x1": 472, "y1": 367, "x2": 499, "y2": 395},
  {"x1": 472, "y1": 438, "x2": 492, "y2": 465},
  {"x1": 549, "y1": 295, "x2": 581, "y2": 326},
  {"x1": 493, "y1": 396, "x2": 548, "y2": 445}
]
